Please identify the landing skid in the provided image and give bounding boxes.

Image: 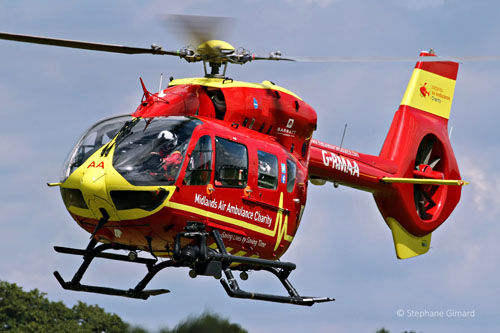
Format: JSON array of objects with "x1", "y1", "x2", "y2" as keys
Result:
[
  {"x1": 53, "y1": 239, "x2": 179, "y2": 299},
  {"x1": 53, "y1": 223, "x2": 334, "y2": 305}
]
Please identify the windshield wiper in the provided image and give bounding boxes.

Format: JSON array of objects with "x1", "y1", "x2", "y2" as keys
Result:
[{"x1": 101, "y1": 117, "x2": 140, "y2": 157}]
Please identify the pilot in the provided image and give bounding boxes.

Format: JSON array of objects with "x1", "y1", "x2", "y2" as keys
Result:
[
  {"x1": 153, "y1": 130, "x2": 177, "y2": 156},
  {"x1": 150, "y1": 131, "x2": 182, "y2": 181},
  {"x1": 161, "y1": 150, "x2": 183, "y2": 181}
]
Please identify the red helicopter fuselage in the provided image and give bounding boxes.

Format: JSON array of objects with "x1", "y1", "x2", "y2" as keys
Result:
[{"x1": 61, "y1": 78, "x2": 318, "y2": 260}]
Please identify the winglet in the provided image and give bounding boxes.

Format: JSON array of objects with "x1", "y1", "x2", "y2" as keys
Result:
[{"x1": 387, "y1": 217, "x2": 431, "y2": 259}]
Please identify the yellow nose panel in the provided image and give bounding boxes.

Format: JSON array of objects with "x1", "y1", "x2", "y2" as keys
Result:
[
  {"x1": 61, "y1": 145, "x2": 174, "y2": 222},
  {"x1": 79, "y1": 157, "x2": 119, "y2": 221}
]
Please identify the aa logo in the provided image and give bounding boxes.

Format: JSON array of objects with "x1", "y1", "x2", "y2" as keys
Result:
[{"x1": 88, "y1": 161, "x2": 104, "y2": 169}]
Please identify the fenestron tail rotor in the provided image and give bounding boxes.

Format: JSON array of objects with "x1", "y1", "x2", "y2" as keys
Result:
[{"x1": 413, "y1": 135, "x2": 444, "y2": 220}]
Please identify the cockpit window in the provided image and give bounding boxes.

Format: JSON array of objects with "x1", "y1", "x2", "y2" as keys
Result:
[
  {"x1": 112, "y1": 117, "x2": 201, "y2": 186},
  {"x1": 61, "y1": 115, "x2": 129, "y2": 181}
]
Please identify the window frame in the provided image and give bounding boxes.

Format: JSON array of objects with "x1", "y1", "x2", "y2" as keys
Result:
[
  {"x1": 257, "y1": 150, "x2": 279, "y2": 190},
  {"x1": 286, "y1": 159, "x2": 297, "y2": 193},
  {"x1": 214, "y1": 136, "x2": 249, "y2": 188},
  {"x1": 183, "y1": 134, "x2": 213, "y2": 186}
]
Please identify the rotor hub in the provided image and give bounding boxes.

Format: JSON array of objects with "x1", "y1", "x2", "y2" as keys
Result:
[{"x1": 196, "y1": 40, "x2": 235, "y2": 58}]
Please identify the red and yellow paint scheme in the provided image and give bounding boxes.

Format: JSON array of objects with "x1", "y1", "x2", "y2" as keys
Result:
[
  {"x1": 59, "y1": 52, "x2": 465, "y2": 265},
  {"x1": 0, "y1": 26, "x2": 468, "y2": 304},
  {"x1": 310, "y1": 52, "x2": 464, "y2": 258},
  {"x1": 60, "y1": 78, "x2": 314, "y2": 262}
]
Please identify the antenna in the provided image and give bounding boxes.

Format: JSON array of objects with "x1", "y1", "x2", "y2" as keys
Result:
[
  {"x1": 340, "y1": 123, "x2": 348, "y2": 148},
  {"x1": 158, "y1": 73, "x2": 163, "y2": 96},
  {"x1": 333, "y1": 123, "x2": 348, "y2": 189}
]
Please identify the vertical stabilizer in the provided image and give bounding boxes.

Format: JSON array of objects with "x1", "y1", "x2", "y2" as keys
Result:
[{"x1": 374, "y1": 52, "x2": 462, "y2": 258}]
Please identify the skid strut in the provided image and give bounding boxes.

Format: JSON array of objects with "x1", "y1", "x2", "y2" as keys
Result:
[
  {"x1": 53, "y1": 222, "x2": 334, "y2": 305},
  {"x1": 209, "y1": 229, "x2": 334, "y2": 306}
]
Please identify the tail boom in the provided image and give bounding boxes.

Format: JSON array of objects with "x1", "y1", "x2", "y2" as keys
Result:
[{"x1": 308, "y1": 139, "x2": 397, "y2": 192}]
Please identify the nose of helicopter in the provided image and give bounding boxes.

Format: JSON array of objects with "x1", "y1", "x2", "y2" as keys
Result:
[
  {"x1": 79, "y1": 158, "x2": 118, "y2": 221},
  {"x1": 60, "y1": 147, "x2": 175, "y2": 226}
]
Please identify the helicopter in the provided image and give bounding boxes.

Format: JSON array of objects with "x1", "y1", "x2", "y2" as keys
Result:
[{"x1": 0, "y1": 20, "x2": 468, "y2": 306}]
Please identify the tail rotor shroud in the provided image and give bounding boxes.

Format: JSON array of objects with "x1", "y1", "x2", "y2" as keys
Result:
[{"x1": 413, "y1": 135, "x2": 445, "y2": 221}]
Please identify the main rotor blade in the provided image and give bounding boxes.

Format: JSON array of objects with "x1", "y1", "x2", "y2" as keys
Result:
[
  {"x1": 0, "y1": 32, "x2": 178, "y2": 56},
  {"x1": 287, "y1": 55, "x2": 500, "y2": 63},
  {"x1": 287, "y1": 55, "x2": 460, "y2": 63},
  {"x1": 252, "y1": 55, "x2": 295, "y2": 62},
  {"x1": 163, "y1": 14, "x2": 234, "y2": 47}
]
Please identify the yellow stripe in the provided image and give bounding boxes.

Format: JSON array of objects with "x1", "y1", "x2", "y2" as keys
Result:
[
  {"x1": 400, "y1": 68, "x2": 456, "y2": 119},
  {"x1": 166, "y1": 192, "x2": 294, "y2": 246},
  {"x1": 168, "y1": 201, "x2": 273, "y2": 235},
  {"x1": 234, "y1": 251, "x2": 247, "y2": 256},
  {"x1": 169, "y1": 77, "x2": 302, "y2": 100}
]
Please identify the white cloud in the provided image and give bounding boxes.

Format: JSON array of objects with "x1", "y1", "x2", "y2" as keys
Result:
[{"x1": 461, "y1": 157, "x2": 500, "y2": 218}]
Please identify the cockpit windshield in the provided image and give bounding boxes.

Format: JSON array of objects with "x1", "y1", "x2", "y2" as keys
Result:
[
  {"x1": 112, "y1": 116, "x2": 201, "y2": 186},
  {"x1": 61, "y1": 115, "x2": 130, "y2": 182}
]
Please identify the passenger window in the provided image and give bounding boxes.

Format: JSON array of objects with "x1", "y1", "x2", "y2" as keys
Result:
[
  {"x1": 184, "y1": 135, "x2": 212, "y2": 185},
  {"x1": 257, "y1": 151, "x2": 278, "y2": 189},
  {"x1": 215, "y1": 137, "x2": 248, "y2": 187},
  {"x1": 286, "y1": 159, "x2": 297, "y2": 193}
]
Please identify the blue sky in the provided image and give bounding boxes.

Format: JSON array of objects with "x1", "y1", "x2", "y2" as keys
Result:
[{"x1": 1, "y1": 1, "x2": 499, "y2": 332}]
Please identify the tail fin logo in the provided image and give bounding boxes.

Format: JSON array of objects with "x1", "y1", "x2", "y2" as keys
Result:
[
  {"x1": 420, "y1": 82, "x2": 430, "y2": 98},
  {"x1": 401, "y1": 66, "x2": 457, "y2": 119}
]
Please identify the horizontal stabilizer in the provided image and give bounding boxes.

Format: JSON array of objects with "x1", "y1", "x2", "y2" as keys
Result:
[{"x1": 381, "y1": 177, "x2": 468, "y2": 186}]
